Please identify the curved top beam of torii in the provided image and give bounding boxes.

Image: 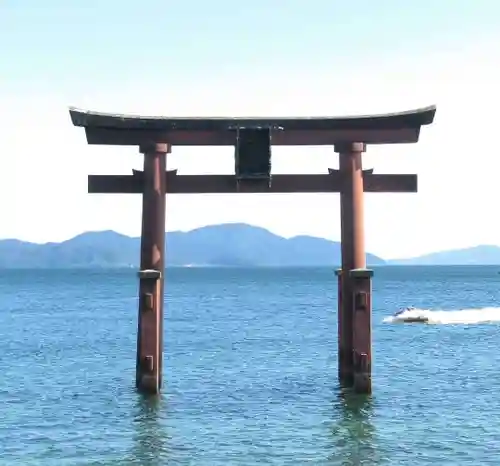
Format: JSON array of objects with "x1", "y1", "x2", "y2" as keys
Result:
[{"x1": 68, "y1": 105, "x2": 436, "y2": 146}]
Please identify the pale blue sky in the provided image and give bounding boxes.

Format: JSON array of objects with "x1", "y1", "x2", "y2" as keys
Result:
[{"x1": 1, "y1": 0, "x2": 499, "y2": 258}]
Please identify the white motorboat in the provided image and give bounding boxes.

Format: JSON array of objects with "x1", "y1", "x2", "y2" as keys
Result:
[{"x1": 393, "y1": 307, "x2": 429, "y2": 323}]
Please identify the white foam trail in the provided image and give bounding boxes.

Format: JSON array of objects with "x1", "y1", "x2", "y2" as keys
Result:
[{"x1": 383, "y1": 307, "x2": 500, "y2": 325}]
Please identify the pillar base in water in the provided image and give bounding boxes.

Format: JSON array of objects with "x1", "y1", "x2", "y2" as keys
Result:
[{"x1": 350, "y1": 268, "x2": 373, "y2": 394}]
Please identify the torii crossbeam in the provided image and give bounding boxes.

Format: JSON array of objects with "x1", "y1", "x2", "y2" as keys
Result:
[{"x1": 69, "y1": 105, "x2": 436, "y2": 395}]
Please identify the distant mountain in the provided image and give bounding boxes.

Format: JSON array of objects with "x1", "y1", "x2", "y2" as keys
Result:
[
  {"x1": 390, "y1": 245, "x2": 500, "y2": 265},
  {"x1": 0, "y1": 223, "x2": 385, "y2": 269}
]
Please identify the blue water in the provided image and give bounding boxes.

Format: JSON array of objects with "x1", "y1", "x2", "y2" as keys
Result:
[{"x1": 1, "y1": 266, "x2": 500, "y2": 465}]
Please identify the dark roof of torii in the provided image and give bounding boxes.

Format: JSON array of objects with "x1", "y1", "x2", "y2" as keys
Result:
[
  {"x1": 69, "y1": 105, "x2": 436, "y2": 131},
  {"x1": 68, "y1": 105, "x2": 436, "y2": 146}
]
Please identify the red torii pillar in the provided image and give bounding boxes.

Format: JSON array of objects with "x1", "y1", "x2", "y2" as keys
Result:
[
  {"x1": 135, "y1": 143, "x2": 169, "y2": 393},
  {"x1": 335, "y1": 142, "x2": 372, "y2": 393}
]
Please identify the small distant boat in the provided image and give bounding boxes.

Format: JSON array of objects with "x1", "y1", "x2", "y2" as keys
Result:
[{"x1": 393, "y1": 306, "x2": 429, "y2": 323}]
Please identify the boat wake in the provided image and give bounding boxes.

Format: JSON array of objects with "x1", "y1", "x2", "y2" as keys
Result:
[{"x1": 383, "y1": 307, "x2": 500, "y2": 325}]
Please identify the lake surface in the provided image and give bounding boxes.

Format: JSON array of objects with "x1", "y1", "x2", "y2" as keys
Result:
[{"x1": 1, "y1": 266, "x2": 500, "y2": 465}]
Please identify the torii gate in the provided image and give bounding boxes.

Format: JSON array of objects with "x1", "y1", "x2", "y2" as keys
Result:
[{"x1": 69, "y1": 106, "x2": 436, "y2": 395}]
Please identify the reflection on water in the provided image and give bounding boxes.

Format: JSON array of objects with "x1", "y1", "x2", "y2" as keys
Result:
[
  {"x1": 329, "y1": 390, "x2": 386, "y2": 465},
  {"x1": 128, "y1": 395, "x2": 170, "y2": 465}
]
